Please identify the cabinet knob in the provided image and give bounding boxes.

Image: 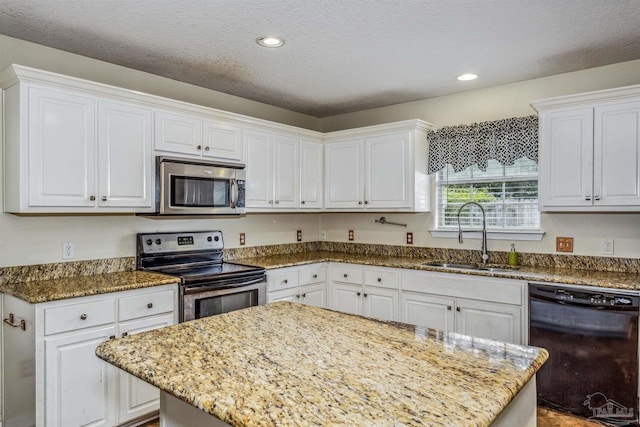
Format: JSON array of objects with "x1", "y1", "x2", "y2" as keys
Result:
[
  {"x1": 296, "y1": 294, "x2": 300, "y2": 299},
  {"x1": 447, "y1": 305, "x2": 452, "y2": 311},
  {"x1": 89, "y1": 195, "x2": 96, "y2": 201},
  {"x1": 358, "y1": 201, "x2": 363, "y2": 205},
  {"x1": 109, "y1": 335, "x2": 116, "y2": 340},
  {"x1": 269, "y1": 200, "x2": 274, "y2": 204},
  {"x1": 197, "y1": 145, "x2": 202, "y2": 150},
  {"x1": 147, "y1": 302, "x2": 153, "y2": 309},
  {"x1": 594, "y1": 195, "x2": 601, "y2": 201},
  {"x1": 377, "y1": 277, "x2": 382, "y2": 282},
  {"x1": 283, "y1": 279, "x2": 288, "y2": 284},
  {"x1": 101, "y1": 196, "x2": 107, "y2": 201},
  {"x1": 585, "y1": 195, "x2": 592, "y2": 201},
  {"x1": 312, "y1": 274, "x2": 318, "y2": 279},
  {"x1": 80, "y1": 313, "x2": 87, "y2": 320},
  {"x1": 343, "y1": 273, "x2": 348, "y2": 278},
  {"x1": 205, "y1": 146, "x2": 210, "y2": 151},
  {"x1": 357, "y1": 292, "x2": 361, "y2": 296},
  {"x1": 364, "y1": 201, "x2": 369, "y2": 204},
  {"x1": 456, "y1": 307, "x2": 461, "y2": 312},
  {"x1": 122, "y1": 332, "x2": 129, "y2": 338},
  {"x1": 302, "y1": 293, "x2": 306, "y2": 298},
  {"x1": 301, "y1": 200, "x2": 306, "y2": 204},
  {"x1": 363, "y1": 293, "x2": 368, "y2": 298},
  {"x1": 275, "y1": 200, "x2": 280, "y2": 204}
]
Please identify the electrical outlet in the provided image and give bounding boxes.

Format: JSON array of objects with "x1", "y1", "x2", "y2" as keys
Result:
[
  {"x1": 406, "y1": 232, "x2": 414, "y2": 245},
  {"x1": 556, "y1": 237, "x2": 573, "y2": 253},
  {"x1": 348, "y1": 230, "x2": 354, "y2": 241},
  {"x1": 239, "y1": 233, "x2": 245, "y2": 246},
  {"x1": 319, "y1": 229, "x2": 327, "y2": 240},
  {"x1": 296, "y1": 230, "x2": 302, "y2": 242},
  {"x1": 62, "y1": 242, "x2": 74, "y2": 260},
  {"x1": 602, "y1": 238, "x2": 614, "y2": 255}
]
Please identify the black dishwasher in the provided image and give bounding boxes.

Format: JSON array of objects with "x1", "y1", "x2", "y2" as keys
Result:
[{"x1": 529, "y1": 283, "x2": 639, "y2": 426}]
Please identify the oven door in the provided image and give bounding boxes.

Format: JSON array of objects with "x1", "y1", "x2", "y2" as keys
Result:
[
  {"x1": 181, "y1": 278, "x2": 266, "y2": 322},
  {"x1": 159, "y1": 157, "x2": 245, "y2": 215}
]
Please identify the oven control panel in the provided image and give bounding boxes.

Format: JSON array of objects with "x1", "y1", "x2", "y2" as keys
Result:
[{"x1": 138, "y1": 231, "x2": 223, "y2": 254}]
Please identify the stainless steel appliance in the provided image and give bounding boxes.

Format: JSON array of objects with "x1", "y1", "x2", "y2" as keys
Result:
[
  {"x1": 137, "y1": 230, "x2": 265, "y2": 322},
  {"x1": 529, "y1": 283, "x2": 639, "y2": 426},
  {"x1": 154, "y1": 156, "x2": 246, "y2": 216}
]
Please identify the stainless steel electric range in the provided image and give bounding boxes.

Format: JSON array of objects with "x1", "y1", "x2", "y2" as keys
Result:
[{"x1": 137, "y1": 230, "x2": 266, "y2": 322}]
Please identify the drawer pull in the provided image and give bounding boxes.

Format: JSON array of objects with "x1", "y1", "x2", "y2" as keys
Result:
[
  {"x1": 283, "y1": 279, "x2": 288, "y2": 284},
  {"x1": 122, "y1": 332, "x2": 129, "y2": 338},
  {"x1": 80, "y1": 314, "x2": 88, "y2": 320},
  {"x1": 312, "y1": 274, "x2": 318, "y2": 279},
  {"x1": 109, "y1": 335, "x2": 116, "y2": 340},
  {"x1": 447, "y1": 305, "x2": 452, "y2": 311},
  {"x1": 363, "y1": 293, "x2": 368, "y2": 298},
  {"x1": 343, "y1": 274, "x2": 348, "y2": 278},
  {"x1": 357, "y1": 292, "x2": 361, "y2": 296},
  {"x1": 3, "y1": 313, "x2": 26, "y2": 331},
  {"x1": 377, "y1": 277, "x2": 382, "y2": 282},
  {"x1": 296, "y1": 294, "x2": 301, "y2": 299},
  {"x1": 456, "y1": 307, "x2": 461, "y2": 312},
  {"x1": 302, "y1": 293, "x2": 306, "y2": 298},
  {"x1": 147, "y1": 303, "x2": 153, "y2": 309}
]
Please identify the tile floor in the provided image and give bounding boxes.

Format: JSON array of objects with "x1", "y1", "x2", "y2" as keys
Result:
[{"x1": 139, "y1": 408, "x2": 601, "y2": 426}]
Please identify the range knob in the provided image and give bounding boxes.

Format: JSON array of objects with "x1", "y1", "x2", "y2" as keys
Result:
[
  {"x1": 146, "y1": 239, "x2": 153, "y2": 245},
  {"x1": 155, "y1": 239, "x2": 162, "y2": 245}
]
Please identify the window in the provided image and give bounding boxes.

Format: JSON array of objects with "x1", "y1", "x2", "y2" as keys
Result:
[{"x1": 436, "y1": 158, "x2": 539, "y2": 230}]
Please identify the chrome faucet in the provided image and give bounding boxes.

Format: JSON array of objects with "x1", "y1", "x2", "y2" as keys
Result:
[{"x1": 456, "y1": 201, "x2": 489, "y2": 264}]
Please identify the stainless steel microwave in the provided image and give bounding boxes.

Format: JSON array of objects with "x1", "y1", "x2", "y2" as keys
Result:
[{"x1": 155, "y1": 156, "x2": 246, "y2": 216}]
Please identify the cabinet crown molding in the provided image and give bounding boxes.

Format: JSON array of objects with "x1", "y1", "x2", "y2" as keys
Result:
[{"x1": 531, "y1": 84, "x2": 640, "y2": 112}]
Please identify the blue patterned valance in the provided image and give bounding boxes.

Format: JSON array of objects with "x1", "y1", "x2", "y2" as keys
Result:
[{"x1": 427, "y1": 115, "x2": 538, "y2": 173}]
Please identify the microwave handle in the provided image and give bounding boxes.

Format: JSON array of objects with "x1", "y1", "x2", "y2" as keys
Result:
[{"x1": 230, "y1": 178, "x2": 238, "y2": 209}]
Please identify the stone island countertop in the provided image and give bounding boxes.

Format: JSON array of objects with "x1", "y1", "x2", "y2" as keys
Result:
[
  {"x1": 238, "y1": 251, "x2": 640, "y2": 291},
  {"x1": 96, "y1": 302, "x2": 548, "y2": 427},
  {"x1": 0, "y1": 270, "x2": 178, "y2": 303}
]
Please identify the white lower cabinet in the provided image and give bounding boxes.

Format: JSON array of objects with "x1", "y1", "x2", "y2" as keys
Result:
[
  {"x1": 401, "y1": 270, "x2": 524, "y2": 344},
  {"x1": 2, "y1": 284, "x2": 178, "y2": 427},
  {"x1": 267, "y1": 264, "x2": 328, "y2": 308},
  {"x1": 329, "y1": 264, "x2": 400, "y2": 322}
]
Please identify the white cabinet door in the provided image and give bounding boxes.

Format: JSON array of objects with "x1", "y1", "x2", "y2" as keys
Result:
[
  {"x1": 154, "y1": 110, "x2": 202, "y2": 155},
  {"x1": 400, "y1": 292, "x2": 455, "y2": 332},
  {"x1": 325, "y1": 140, "x2": 364, "y2": 209},
  {"x1": 299, "y1": 140, "x2": 323, "y2": 209},
  {"x1": 331, "y1": 283, "x2": 362, "y2": 315},
  {"x1": 594, "y1": 101, "x2": 640, "y2": 207},
  {"x1": 117, "y1": 313, "x2": 175, "y2": 424},
  {"x1": 300, "y1": 283, "x2": 327, "y2": 308},
  {"x1": 273, "y1": 135, "x2": 299, "y2": 208},
  {"x1": 455, "y1": 298, "x2": 522, "y2": 344},
  {"x1": 45, "y1": 325, "x2": 116, "y2": 427},
  {"x1": 28, "y1": 86, "x2": 96, "y2": 207},
  {"x1": 363, "y1": 286, "x2": 398, "y2": 321},
  {"x1": 365, "y1": 133, "x2": 411, "y2": 209},
  {"x1": 245, "y1": 130, "x2": 274, "y2": 208},
  {"x1": 539, "y1": 108, "x2": 594, "y2": 208},
  {"x1": 97, "y1": 100, "x2": 153, "y2": 208},
  {"x1": 202, "y1": 120, "x2": 243, "y2": 161}
]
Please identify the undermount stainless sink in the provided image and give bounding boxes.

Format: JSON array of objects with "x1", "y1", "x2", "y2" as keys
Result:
[{"x1": 422, "y1": 262, "x2": 516, "y2": 273}]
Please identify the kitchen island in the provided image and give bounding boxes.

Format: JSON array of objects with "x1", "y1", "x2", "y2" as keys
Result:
[{"x1": 96, "y1": 302, "x2": 547, "y2": 426}]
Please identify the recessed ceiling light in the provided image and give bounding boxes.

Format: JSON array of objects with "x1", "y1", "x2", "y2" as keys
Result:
[
  {"x1": 457, "y1": 73, "x2": 478, "y2": 81},
  {"x1": 256, "y1": 36, "x2": 284, "y2": 48}
]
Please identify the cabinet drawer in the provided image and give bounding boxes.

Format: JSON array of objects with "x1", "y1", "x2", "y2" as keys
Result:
[
  {"x1": 268, "y1": 269, "x2": 299, "y2": 292},
  {"x1": 364, "y1": 269, "x2": 399, "y2": 289},
  {"x1": 119, "y1": 290, "x2": 175, "y2": 321},
  {"x1": 299, "y1": 266, "x2": 326, "y2": 285},
  {"x1": 45, "y1": 298, "x2": 115, "y2": 335},
  {"x1": 331, "y1": 266, "x2": 363, "y2": 285}
]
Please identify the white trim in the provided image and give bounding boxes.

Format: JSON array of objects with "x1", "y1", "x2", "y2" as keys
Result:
[
  {"x1": 531, "y1": 83, "x2": 640, "y2": 111},
  {"x1": 429, "y1": 229, "x2": 545, "y2": 241}
]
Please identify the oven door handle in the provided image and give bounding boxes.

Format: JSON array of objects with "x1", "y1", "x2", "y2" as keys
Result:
[
  {"x1": 183, "y1": 276, "x2": 265, "y2": 294},
  {"x1": 230, "y1": 178, "x2": 238, "y2": 209}
]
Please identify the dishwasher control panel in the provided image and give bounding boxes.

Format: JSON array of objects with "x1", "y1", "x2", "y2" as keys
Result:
[{"x1": 530, "y1": 283, "x2": 639, "y2": 308}]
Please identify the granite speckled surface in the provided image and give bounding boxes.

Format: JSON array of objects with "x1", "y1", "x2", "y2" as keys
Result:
[
  {"x1": 238, "y1": 251, "x2": 640, "y2": 291},
  {"x1": 0, "y1": 270, "x2": 178, "y2": 303},
  {"x1": 96, "y1": 302, "x2": 548, "y2": 427}
]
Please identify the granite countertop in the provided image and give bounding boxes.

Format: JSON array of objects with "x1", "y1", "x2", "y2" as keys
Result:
[
  {"x1": 238, "y1": 251, "x2": 640, "y2": 291},
  {"x1": 96, "y1": 302, "x2": 548, "y2": 426},
  {"x1": 0, "y1": 270, "x2": 179, "y2": 303}
]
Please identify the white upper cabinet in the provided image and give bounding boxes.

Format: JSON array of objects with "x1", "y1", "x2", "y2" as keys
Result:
[
  {"x1": 299, "y1": 139, "x2": 324, "y2": 209},
  {"x1": 2, "y1": 78, "x2": 154, "y2": 213},
  {"x1": 154, "y1": 109, "x2": 243, "y2": 162},
  {"x1": 533, "y1": 85, "x2": 640, "y2": 211},
  {"x1": 245, "y1": 129, "x2": 321, "y2": 211},
  {"x1": 324, "y1": 121, "x2": 433, "y2": 211}
]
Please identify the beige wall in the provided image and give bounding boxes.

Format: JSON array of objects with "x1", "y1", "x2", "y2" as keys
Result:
[
  {"x1": 1, "y1": 35, "x2": 639, "y2": 266},
  {"x1": 319, "y1": 60, "x2": 640, "y2": 259}
]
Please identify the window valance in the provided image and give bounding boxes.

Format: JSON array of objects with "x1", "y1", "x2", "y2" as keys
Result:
[{"x1": 427, "y1": 115, "x2": 538, "y2": 173}]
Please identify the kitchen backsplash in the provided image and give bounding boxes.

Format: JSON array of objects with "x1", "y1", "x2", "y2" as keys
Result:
[{"x1": 2, "y1": 241, "x2": 639, "y2": 284}]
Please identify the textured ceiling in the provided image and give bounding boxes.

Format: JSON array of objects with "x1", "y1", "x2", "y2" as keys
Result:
[{"x1": 1, "y1": 0, "x2": 640, "y2": 117}]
